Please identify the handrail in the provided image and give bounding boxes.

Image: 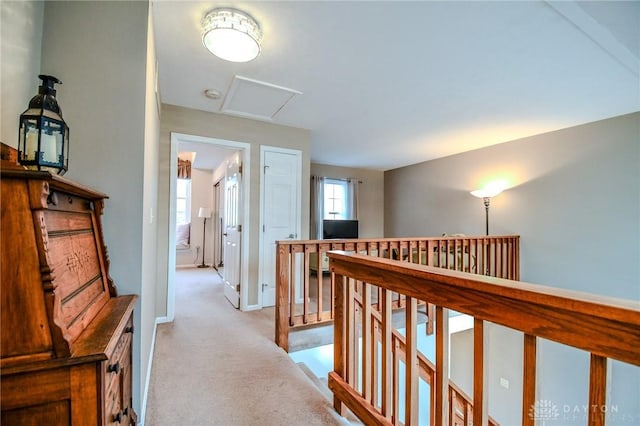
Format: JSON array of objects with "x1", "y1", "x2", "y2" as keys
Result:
[
  {"x1": 328, "y1": 251, "x2": 640, "y2": 426},
  {"x1": 275, "y1": 235, "x2": 520, "y2": 352}
]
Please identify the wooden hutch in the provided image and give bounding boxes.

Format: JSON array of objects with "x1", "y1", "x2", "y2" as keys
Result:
[{"x1": 1, "y1": 144, "x2": 137, "y2": 425}]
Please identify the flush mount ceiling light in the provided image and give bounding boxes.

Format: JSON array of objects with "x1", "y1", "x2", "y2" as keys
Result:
[{"x1": 202, "y1": 8, "x2": 262, "y2": 63}]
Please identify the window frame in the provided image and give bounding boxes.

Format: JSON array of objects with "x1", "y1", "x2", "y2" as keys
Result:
[
  {"x1": 176, "y1": 178, "x2": 192, "y2": 226},
  {"x1": 323, "y1": 178, "x2": 348, "y2": 220}
]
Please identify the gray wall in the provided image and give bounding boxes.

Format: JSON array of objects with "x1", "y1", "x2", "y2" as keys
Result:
[
  {"x1": 158, "y1": 104, "x2": 311, "y2": 312},
  {"x1": 310, "y1": 163, "x2": 384, "y2": 238},
  {"x1": 38, "y1": 1, "x2": 158, "y2": 417},
  {"x1": 386, "y1": 112, "x2": 640, "y2": 423},
  {"x1": 0, "y1": 1, "x2": 44, "y2": 146}
]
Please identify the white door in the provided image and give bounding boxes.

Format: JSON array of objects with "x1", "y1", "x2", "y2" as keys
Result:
[
  {"x1": 260, "y1": 148, "x2": 301, "y2": 307},
  {"x1": 223, "y1": 157, "x2": 242, "y2": 308}
]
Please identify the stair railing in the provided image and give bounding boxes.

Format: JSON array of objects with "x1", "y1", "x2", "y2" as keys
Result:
[
  {"x1": 328, "y1": 251, "x2": 640, "y2": 426},
  {"x1": 276, "y1": 235, "x2": 520, "y2": 352}
]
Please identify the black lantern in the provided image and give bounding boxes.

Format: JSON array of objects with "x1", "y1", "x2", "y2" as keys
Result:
[{"x1": 18, "y1": 75, "x2": 69, "y2": 175}]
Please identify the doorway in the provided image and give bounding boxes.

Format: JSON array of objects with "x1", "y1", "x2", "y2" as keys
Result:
[
  {"x1": 259, "y1": 146, "x2": 302, "y2": 307},
  {"x1": 212, "y1": 180, "x2": 224, "y2": 271},
  {"x1": 168, "y1": 132, "x2": 251, "y2": 318}
]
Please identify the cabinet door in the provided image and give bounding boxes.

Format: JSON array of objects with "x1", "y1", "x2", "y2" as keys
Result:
[{"x1": 105, "y1": 314, "x2": 135, "y2": 426}]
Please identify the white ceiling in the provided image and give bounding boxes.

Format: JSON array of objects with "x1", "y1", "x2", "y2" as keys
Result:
[{"x1": 153, "y1": 1, "x2": 639, "y2": 171}]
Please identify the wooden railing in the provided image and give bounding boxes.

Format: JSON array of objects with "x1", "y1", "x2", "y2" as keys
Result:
[
  {"x1": 275, "y1": 235, "x2": 520, "y2": 352},
  {"x1": 328, "y1": 251, "x2": 640, "y2": 426}
]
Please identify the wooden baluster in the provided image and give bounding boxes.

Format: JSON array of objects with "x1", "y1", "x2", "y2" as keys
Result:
[
  {"x1": 511, "y1": 238, "x2": 516, "y2": 280},
  {"x1": 369, "y1": 242, "x2": 382, "y2": 312},
  {"x1": 405, "y1": 297, "x2": 418, "y2": 426},
  {"x1": 453, "y1": 239, "x2": 459, "y2": 271},
  {"x1": 290, "y1": 247, "x2": 297, "y2": 322},
  {"x1": 275, "y1": 243, "x2": 290, "y2": 351},
  {"x1": 429, "y1": 368, "x2": 436, "y2": 426},
  {"x1": 347, "y1": 278, "x2": 356, "y2": 387},
  {"x1": 498, "y1": 238, "x2": 504, "y2": 278},
  {"x1": 362, "y1": 282, "x2": 372, "y2": 401},
  {"x1": 473, "y1": 238, "x2": 479, "y2": 274},
  {"x1": 333, "y1": 272, "x2": 346, "y2": 415},
  {"x1": 427, "y1": 240, "x2": 434, "y2": 266},
  {"x1": 393, "y1": 335, "x2": 400, "y2": 425},
  {"x1": 517, "y1": 236, "x2": 521, "y2": 280},
  {"x1": 372, "y1": 316, "x2": 379, "y2": 408},
  {"x1": 473, "y1": 318, "x2": 489, "y2": 426},
  {"x1": 448, "y1": 387, "x2": 454, "y2": 426},
  {"x1": 311, "y1": 245, "x2": 322, "y2": 322},
  {"x1": 522, "y1": 334, "x2": 537, "y2": 426},
  {"x1": 303, "y1": 249, "x2": 310, "y2": 322},
  {"x1": 426, "y1": 303, "x2": 435, "y2": 336},
  {"x1": 326, "y1": 248, "x2": 335, "y2": 320},
  {"x1": 436, "y1": 306, "x2": 450, "y2": 426},
  {"x1": 381, "y1": 288, "x2": 393, "y2": 420},
  {"x1": 588, "y1": 354, "x2": 608, "y2": 426}
]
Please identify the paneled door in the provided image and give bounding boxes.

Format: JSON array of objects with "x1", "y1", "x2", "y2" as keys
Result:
[
  {"x1": 260, "y1": 147, "x2": 301, "y2": 307},
  {"x1": 223, "y1": 157, "x2": 242, "y2": 308}
]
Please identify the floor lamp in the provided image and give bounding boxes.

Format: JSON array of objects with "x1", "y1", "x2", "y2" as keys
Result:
[
  {"x1": 197, "y1": 207, "x2": 212, "y2": 268},
  {"x1": 471, "y1": 184, "x2": 505, "y2": 275},
  {"x1": 470, "y1": 185, "x2": 505, "y2": 236}
]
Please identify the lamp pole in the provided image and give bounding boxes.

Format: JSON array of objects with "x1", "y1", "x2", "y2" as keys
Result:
[
  {"x1": 198, "y1": 217, "x2": 208, "y2": 268},
  {"x1": 483, "y1": 197, "x2": 490, "y2": 236},
  {"x1": 197, "y1": 207, "x2": 212, "y2": 268},
  {"x1": 471, "y1": 185, "x2": 506, "y2": 276}
]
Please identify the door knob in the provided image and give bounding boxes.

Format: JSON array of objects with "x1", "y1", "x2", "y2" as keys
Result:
[{"x1": 288, "y1": 233, "x2": 297, "y2": 239}]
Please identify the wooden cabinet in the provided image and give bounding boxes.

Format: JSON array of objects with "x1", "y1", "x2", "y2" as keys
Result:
[{"x1": 0, "y1": 159, "x2": 137, "y2": 425}]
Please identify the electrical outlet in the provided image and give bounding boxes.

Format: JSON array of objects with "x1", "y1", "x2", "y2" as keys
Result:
[{"x1": 500, "y1": 377, "x2": 509, "y2": 389}]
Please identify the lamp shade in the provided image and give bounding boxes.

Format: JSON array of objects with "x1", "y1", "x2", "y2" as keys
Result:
[
  {"x1": 198, "y1": 207, "x2": 212, "y2": 219},
  {"x1": 470, "y1": 182, "x2": 506, "y2": 199},
  {"x1": 18, "y1": 75, "x2": 69, "y2": 175},
  {"x1": 202, "y1": 8, "x2": 261, "y2": 62}
]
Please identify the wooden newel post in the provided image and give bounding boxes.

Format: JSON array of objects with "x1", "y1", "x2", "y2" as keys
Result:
[
  {"x1": 275, "y1": 242, "x2": 290, "y2": 351},
  {"x1": 332, "y1": 270, "x2": 346, "y2": 415}
]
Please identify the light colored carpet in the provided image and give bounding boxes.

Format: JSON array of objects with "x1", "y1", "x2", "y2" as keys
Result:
[{"x1": 145, "y1": 268, "x2": 347, "y2": 426}]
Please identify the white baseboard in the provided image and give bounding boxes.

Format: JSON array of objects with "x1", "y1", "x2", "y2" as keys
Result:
[
  {"x1": 139, "y1": 316, "x2": 173, "y2": 425},
  {"x1": 155, "y1": 316, "x2": 172, "y2": 324},
  {"x1": 243, "y1": 303, "x2": 261, "y2": 312}
]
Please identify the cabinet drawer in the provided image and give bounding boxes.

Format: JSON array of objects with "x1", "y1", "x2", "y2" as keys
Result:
[
  {"x1": 46, "y1": 191, "x2": 93, "y2": 214},
  {"x1": 104, "y1": 314, "x2": 134, "y2": 425}
]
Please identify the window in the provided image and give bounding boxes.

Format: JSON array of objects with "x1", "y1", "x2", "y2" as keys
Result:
[
  {"x1": 176, "y1": 179, "x2": 191, "y2": 225},
  {"x1": 323, "y1": 179, "x2": 347, "y2": 219}
]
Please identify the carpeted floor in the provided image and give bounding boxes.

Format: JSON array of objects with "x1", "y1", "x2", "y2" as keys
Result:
[{"x1": 145, "y1": 268, "x2": 348, "y2": 426}]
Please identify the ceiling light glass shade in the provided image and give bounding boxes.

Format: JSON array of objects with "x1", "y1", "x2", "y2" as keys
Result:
[{"x1": 202, "y1": 9, "x2": 261, "y2": 63}]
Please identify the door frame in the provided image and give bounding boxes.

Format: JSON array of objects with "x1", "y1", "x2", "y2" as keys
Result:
[
  {"x1": 168, "y1": 132, "x2": 251, "y2": 317},
  {"x1": 258, "y1": 145, "x2": 302, "y2": 308}
]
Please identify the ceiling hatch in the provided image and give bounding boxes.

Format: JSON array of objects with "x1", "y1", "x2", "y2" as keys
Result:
[{"x1": 221, "y1": 75, "x2": 302, "y2": 121}]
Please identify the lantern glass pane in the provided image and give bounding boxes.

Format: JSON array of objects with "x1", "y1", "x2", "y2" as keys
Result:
[
  {"x1": 41, "y1": 120, "x2": 61, "y2": 164},
  {"x1": 23, "y1": 120, "x2": 39, "y2": 161}
]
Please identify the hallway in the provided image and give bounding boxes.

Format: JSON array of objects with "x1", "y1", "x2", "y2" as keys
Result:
[{"x1": 145, "y1": 268, "x2": 346, "y2": 425}]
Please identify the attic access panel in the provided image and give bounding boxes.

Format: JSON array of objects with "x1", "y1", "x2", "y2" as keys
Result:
[{"x1": 221, "y1": 75, "x2": 302, "y2": 121}]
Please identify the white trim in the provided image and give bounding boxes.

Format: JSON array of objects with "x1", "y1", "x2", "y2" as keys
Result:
[
  {"x1": 258, "y1": 146, "x2": 302, "y2": 308},
  {"x1": 155, "y1": 316, "x2": 172, "y2": 324},
  {"x1": 167, "y1": 138, "x2": 178, "y2": 322},
  {"x1": 244, "y1": 303, "x2": 262, "y2": 311},
  {"x1": 169, "y1": 133, "x2": 251, "y2": 313},
  {"x1": 139, "y1": 317, "x2": 160, "y2": 426}
]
